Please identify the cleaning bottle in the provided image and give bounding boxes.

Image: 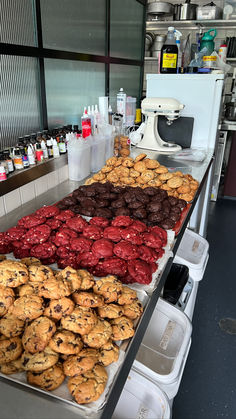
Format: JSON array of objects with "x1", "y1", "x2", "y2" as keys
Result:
[
  {"x1": 200, "y1": 29, "x2": 217, "y2": 55},
  {"x1": 160, "y1": 27, "x2": 178, "y2": 74},
  {"x1": 175, "y1": 30, "x2": 182, "y2": 72}
]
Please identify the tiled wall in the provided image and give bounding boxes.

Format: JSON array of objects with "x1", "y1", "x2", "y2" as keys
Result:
[{"x1": 0, "y1": 164, "x2": 68, "y2": 217}]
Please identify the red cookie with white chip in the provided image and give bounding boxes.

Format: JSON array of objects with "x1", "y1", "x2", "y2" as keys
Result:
[
  {"x1": 89, "y1": 217, "x2": 110, "y2": 228},
  {"x1": 24, "y1": 225, "x2": 51, "y2": 245},
  {"x1": 70, "y1": 237, "x2": 93, "y2": 253},
  {"x1": 46, "y1": 218, "x2": 62, "y2": 230},
  {"x1": 57, "y1": 254, "x2": 78, "y2": 269},
  {"x1": 113, "y1": 241, "x2": 139, "y2": 260},
  {"x1": 55, "y1": 210, "x2": 75, "y2": 222},
  {"x1": 65, "y1": 216, "x2": 88, "y2": 232},
  {"x1": 128, "y1": 259, "x2": 152, "y2": 284},
  {"x1": 91, "y1": 239, "x2": 114, "y2": 259},
  {"x1": 52, "y1": 231, "x2": 71, "y2": 247},
  {"x1": 18, "y1": 214, "x2": 46, "y2": 229},
  {"x1": 58, "y1": 228, "x2": 78, "y2": 238},
  {"x1": 99, "y1": 257, "x2": 127, "y2": 277},
  {"x1": 6, "y1": 226, "x2": 27, "y2": 241},
  {"x1": 120, "y1": 228, "x2": 143, "y2": 245},
  {"x1": 83, "y1": 225, "x2": 103, "y2": 240},
  {"x1": 35, "y1": 205, "x2": 60, "y2": 218},
  {"x1": 0, "y1": 233, "x2": 13, "y2": 254},
  {"x1": 111, "y1": 216, "x2": 133, "y2": 227},
  {"x1": 30, "y1": 242, "x2": 57, "y2": 259},
  {"x1": 138, "y1": 245, "x2": 158, "y2": 263},
  {"x1": 142, "y1": 232, "x2": 163, "y2": 250},
  {"x1": 103, "y1": 226, "x2": 123, "y2": 242},
  {"x1": 130, "y1": 220, "x2": 147, "y2": 233},
  {"x1": 147, "y1": 226, "x2": 167, "y2": 246},
  {"x1": 77, "y1": 252, "x2": 100, "y2": 268},
  {"x1": 56, "y1": 247, "x2": 72, "y2": 259},
  {"x1": 12, "y1": 241, "x2": 32, "y2": 258}
]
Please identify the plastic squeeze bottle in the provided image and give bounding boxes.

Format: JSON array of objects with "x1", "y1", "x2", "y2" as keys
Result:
[
  {"x1": 81, "y1": 108, "x2": 92, "y2": 139},
  {"x1": 160, "y1": 27, "x2": 178, "y2": 74}
]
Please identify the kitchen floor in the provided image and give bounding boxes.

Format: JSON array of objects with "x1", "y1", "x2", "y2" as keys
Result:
[{"x1": 173, "y1": 197, "x2": 236, "y2": 419}]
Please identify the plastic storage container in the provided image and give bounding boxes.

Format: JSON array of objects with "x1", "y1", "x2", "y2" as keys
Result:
[
  {"x1": 90, "y1": 135, "x2": 106, "y2": 172},
  {"x1": 173, "y1": 228, "x2": 209, "y2": 281},
  {"x1": 163, "y1": 263, "x2": 189, "y2": 305},
  {"x1": 112, "y1": 369, "x2": 171, "y2": 419},
  {"x1": 67, "y1": 139, "x2": 91, "y2": 181},
  {"x1": 126, "y1": 97, "x2": 136, "y2": 127},
  {"x1": 133, "y1": 298, "x2": 192, "y2": 399}
]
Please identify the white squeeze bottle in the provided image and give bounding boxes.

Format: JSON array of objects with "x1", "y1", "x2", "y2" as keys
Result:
[
  {"x1": 117, "y1": 88, "x2": 126, "y2": 125},
  {"x1": 52, "y1": 138, "x2": 60, "y2": 157},
  {"x1": 41, "y1": 139, "x2": 48, "y2": 159}
]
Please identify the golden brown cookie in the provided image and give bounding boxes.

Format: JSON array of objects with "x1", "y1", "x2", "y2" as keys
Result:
[
  {"x1": 168, "y1": 190, "x2": 179, "y2": 198},
  {"x1": 93, "y1": 172, "x2": 106, "y2": 181},
  {"x1": 0, "y1": 260, "x2": 28, "y2": 288},
  {"x1": 167, "y1": 176, "x2": 183, "y2": 189},
  {"x1": 136, "y1": 176, "x2": 145, "y2": 185},
  {"x1": 98, "y1": 340, "x2": 119, "y2": 366},
  {"x1": 120, "y1": 176, "x2": 135, "y2": 185},
  {"x1": 173, "y1": 171, "x2": 184, "y2": 177},
  {"x1": 140, "y1": 170, "x2": 155, "y2": 183},
  {"x1": 0, "y1": 313, "x2": 25, "y2": 338},
  {"x1": 122, "y1": 157, "x2": 134, "y2": 168},
  {"x1": 117, "y1": 286, "x2": 137, "y2": 305},
  {"x1": 0, "y1": 285, "x2": 15, "y2": 317},
  {"x1": 111, "y1": 316, "x2": 134, "y2": 341},
  {"x1": 49, "y1": 330, "x2": 83, "y2": 355},
  {"x1": 133, "y1": 161, "x2": 146, "y2": 173},
  {"x1": 55, "y1": 267, "x2": 81, "y2": 293},
  {"x1": 27, "y1": 363, "x2": 65, "y2": 391},
  {"x1": 159, "y1": 173, "x2": 173, "y2": 181},
  {"x1": 85, "y1": 178, "x2": 96, "y2": 185},
  {"x1": 93, "y1": 276, "x2": 123, "y2": 304},
  {"x1": 68, "y1": 364, "x2": 107, "y2": 404},
  {"x1": 82, "y1": 319, "x2": 112, "y2": 348},
  {"x1": 38, "y1": 277, "x2": 71, "y2": 299},
  {"x1": 120, "y1": 148, "x2": 130, "y2": 157},
  {"x1": 21, "y1": 346, "x2": 59, "y2": 372},
  {"x1": 184, "y1": 174, "x2": 194, "y2": 181},
  {"x1": 22, "y1": 316, "x2": 56, "y2": 354},
  {"x1": 129, "y1": 168, "x2": 140, "y2": 178},
  {"x1": 77, "y1": 270, "x2": 95, "y2": 290},
  {"x1": 114, "y1": 166, "x2": 130, "y2": 178},
  {"x1": 8, "y1": 295, "x2": 44, "y2": 321},
  {"x1": 107, "y1": 172, "x2": 119, "y2": 183},
  {"x1": 160, "y1": 184, "x2": 172, "y2": 191},
  {"x1": 134, "y1": 153, "x2": 147, "y2": 162},
  {"x1": 190, "y1": 180, "x2": 199, "y2": 191},
  {"x1": 155, "y1": 165, "x2": 168, "y2": 174},
  {"x1": 63, "y1": 349, "x2": 98, "y2": 377},
  {"x1": 18, "y1": 282, "x2": 40, "y2": 297},
  {"x1": 0, "y1": 357, "x2": 24, "y2": 375},
  {"x1": 98, "y1": 304, "x2": 124, "y2": 319},
  {"x1": 177, "y1": 185, "x2": 191, "y2": 194},
  {"x1": 123, "y1": 300, "x2": 143, "y2": 320},
  {"x1": 0, "y1": 256, "x2": 6, "y2": 261},
  {"x1": 114, "y1": 157, "x2": 123, "y2": 167},
  {"x1": 0, "y1": 337, "x2": 22, "y2": 363},
  {"x1": 61, "y1": 306, "x2": 97, "y2": 335},
  {"x1": 147, "y1": 179, "x2": 162, "y2": 187},
  {"x1": 106, "y1": 157, "x2": 118, "y2": 166},
  {"x1": 28, "y1": 265, "x2": 54, "y2": 283},
  {"x1": 44, "y1": 297, "x2": 75, "y2": 321},
  {"x1": 144, "y1": 159, "x2": 160, "y2": 169},
  {"x1": 179, "y1": 193, "x2": 194, "y2": 202},
  {"x1": 101, "y1": 165, "x2": 113, "y2": 174},
  {"x1": 72, "y1": 291, "x2": 104, "y2": 308},
  {"x1": 20, "y1": 257, "x2": 41, "y2": 267}
]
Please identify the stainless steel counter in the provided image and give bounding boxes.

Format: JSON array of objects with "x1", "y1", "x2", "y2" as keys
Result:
[{"x1": 0, "y1": 149, "x2": 214, "y2": 419}]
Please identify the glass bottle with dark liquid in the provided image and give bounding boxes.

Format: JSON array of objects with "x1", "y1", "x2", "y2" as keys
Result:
[{"x1": 160, "y1": 27, "x2": 178, "y2": 74}]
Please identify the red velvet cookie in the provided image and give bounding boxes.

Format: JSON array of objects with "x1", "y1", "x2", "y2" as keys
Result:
[
  {"x1": 65, "y1": 216, "x2": 88, "y2": 232},
  {"x1": 18, "y1": 214, "x2": 46, "y2": 229},
  {"x1": 111, "y1": 216, "x2": 133, "y2": 227},
  {"x1": 113, "y1": 241, "x2": 139, "y2": 260},
  {"x1": 35, "y1": 205, "x2": 60, "y2": 218},
  {"x1": 70, "y1": 237, "x2": 93, "y2": 253},
  {"x1": 55, "y1": 210, "x2": 75, "y2": 222},
  {"x1": 89, "y1": 217, "x2": 110, "y2": 228},
  {"x1": 103, "y1": 226, "x2": 123, "y2": 243},
  {"x1": 82, "y1": 225, "x2": 103, "y2": 240},
  {"x1": 128, "y1": 259, "x2": 152, "y2": 284},
  {"x1": 24, "y1": 225, "x2": 51, "y2": 245},
  {"x1": 91, "y1": 239, "x2": 114, "y2": 259},
  {"x1": 120, "y1": 228, "x2": 143, "y2": 245},
  {"x1": 30, "y1": 242, "x2": 57, "y2": 259}
]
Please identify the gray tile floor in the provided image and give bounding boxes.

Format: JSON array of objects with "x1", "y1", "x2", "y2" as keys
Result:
[{"x1": 173, "y1": 198, "x2": 236, "y2": 419}]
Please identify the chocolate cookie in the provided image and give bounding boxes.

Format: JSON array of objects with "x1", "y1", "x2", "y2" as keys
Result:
[
  {"x1": 22, "y1": 316, "x2": 56, "y2": 353},
  {"x1": 27, "y1": 363, "x2": 65, "y2": 391},
  {"x1": 0, "y1": 337, "x2": 23, "y2": 363},
  {"x1": 0, "y1": 285, "x2": 15, "y2": 317},
  {"x1": 44, "y1": 297, "x2": 75, "y2": 321},
  {"x1": 82, "y1": 319, "x2": 112, "y2": 348},
  {"x1": 0, "y1": 313, "x2": 25, "y2": 338},
  {"x1": 93, "y1": 276, "x2": 123, "y2": 304},
  {"x1": 98, "y1": 340, "x2": 119, "y2": 366},
  {"x1": 63, "y1": 349, "x2": 98, "y2": 377},
  {"x1": 8, "y1": 295, "x2": 44, "y2": 321},
  {"x1": 68, "y1": 364, "x2": 107, "y2": 404},
  {"x1": 111, "y1": 316, "x2": 134, "y2": 340},
  {"x1": 49, "y1": 330, "x2": 83, "y2": 355},
  {"x1": 61, "y1": 306, "x2": 97, "y2": 335},
  {"x1": 98, "y1": 304, "x2": 124, "y2": 319},
  {"x1": 72, "y1": 292, "x2": 104, "y2": 308},
  {"x1": 21, "y1": 346, "x2": 59, "y2": 372},
  {"x1": 0, "y1": 260, "x2": 28, "y2": 288}
]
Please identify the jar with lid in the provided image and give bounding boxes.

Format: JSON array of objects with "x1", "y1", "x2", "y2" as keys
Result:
[
  {"x1": 3, "y1": 149, "x2": 14, "y2": 173},
  {"x1": 13, "y1": 148, "x2": 24, "y2": 170}
]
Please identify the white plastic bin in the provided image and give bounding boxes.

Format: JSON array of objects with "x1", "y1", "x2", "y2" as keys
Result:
[
  {"x1": 174, "y1": 228, "x2": 209, "y2": 281},
  {"x1": 67, "y1": 140, "x2": 91, "y2": 181},
  {"x1": 113, "y1": 369, "x2": 170, "y2": 419},
  {"x1": 90, "y1": 135, "x2": 106, "y2": 173},
  {"x1": 133, "y1": 298, "x2": 192, "y2": 400}
]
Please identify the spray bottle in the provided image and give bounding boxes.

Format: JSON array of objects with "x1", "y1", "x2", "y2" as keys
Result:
[{"x1": 81, "y1": 108, "x2": 92, "y2": 139}]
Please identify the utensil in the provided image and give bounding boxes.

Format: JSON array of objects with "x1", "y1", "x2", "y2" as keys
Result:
[
  {"x1": 147, "y1": 1, "x2": 174, "y2": 17},
  {"x1": 180, "y1": 0, "x2": 198, "y2": 20}
]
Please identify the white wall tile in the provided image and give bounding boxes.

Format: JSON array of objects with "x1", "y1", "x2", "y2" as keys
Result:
[
  {"x1": 35, "y1": 175, "x2": 48, "y2": 197},
  {"x1": 20, "y1": 181, "x2": 36, "y2": 204},
  {"x1": 58, "y1": 165, "x2": 69, "y2": 183},
  {"x1": 47, "y1": 171, "x2": 59, "y2": 190},
  {"x1": 4, "y1": 189, "x2": 22, "y2": 213},
  {"x1": 0, "y1": 197, "x2": 5, "y2": 218}
]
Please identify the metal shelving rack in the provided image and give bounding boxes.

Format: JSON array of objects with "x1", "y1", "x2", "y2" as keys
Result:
[{"x1": 146, "y1": 19, "x2": 236, "y2": 30}]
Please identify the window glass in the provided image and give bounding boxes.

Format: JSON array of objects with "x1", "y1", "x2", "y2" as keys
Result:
[{"x1": 109, "y1": 64, "x2": 141, "y2": 111}]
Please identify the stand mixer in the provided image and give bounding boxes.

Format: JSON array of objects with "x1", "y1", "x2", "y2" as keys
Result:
[{"x1": 136, "y1": 97, "x2": 184, "y2": 153}]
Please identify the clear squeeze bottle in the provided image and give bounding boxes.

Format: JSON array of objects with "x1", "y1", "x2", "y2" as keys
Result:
[{"x1": 160, "y1": 27, "x2": 178, "y2": 74}]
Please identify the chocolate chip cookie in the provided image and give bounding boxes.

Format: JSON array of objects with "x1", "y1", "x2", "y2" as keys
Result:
[
  {"x1": 49, "y1": 330, "x2": 83, "y2": 355},
  {"x1": 61, "y1": 306, "x2": 97, "y2": 335},
  {"x1": 98, "y1": 340, "x2": 119, "y2": 366},
  {"x1": 123, "y1": 300, "x2": 143, "y2": 320},
  {"x1": 0, "y1": 337, "x2": 23, "y2": 363},
  {"x1": 82, "y1": 319, "x2": 112, "y2": 348},
  {"x1": 21, "y1": 346, "x2": 59, "y2": 372},
  {"x1": 38, "y1": 277, "x2": 71, "y2": 299},
  {"x1": 77, "y1": 270, "x2": 95, "y2": 290},
  {"x1": 0, "y1": 357, "x2": 24, "y2": 374},
  {"x1": 0, "y1": 313, "x2": 25, "y2": 338},
  {"x1": 0, "y1": 260, "x2": 28, "y2": 288},
  {"x1": 27, "y1": 363, "x2": 65, "y2": 391},
  {"x1": 55, "y1": 267, "x2": 81, "y2": 293},
  {"x1": 72, "y1": 291, "x2": 104, "y2": 308},
  {"x1": 68, "y1": 364, "x2": 108, "y2": 404},
  {"x1": 63, "y1": 349, "x2": 98, "y2": 377},
  {"x1": 18, "y1": 282, "x2": 40, "y2": 297},
  {"x1": 117, "y1": 286, "x2": 137, "y2": 305},
  {"x1": 22, "y1": 316, "x2": 56, "y2": 353},
  {"x1": 0, "y1": 285, "x2": 15, "y2": 317},
  {"x1": 28, "y1": 264, "x2": 54, "y2": 283},
  {"x1": 44, "y1": 297, "x2": 75, "y2": 321},
  {"x1": 93, "y1": 276, "x2": 123, "y2": 303},
  {"x1": 20, "y1": 257, "x2": 41, "y2": 267},
  {"x1": 8, "y1": 295, "x2": 44, "y2": 321},
  {"x1": 98, "y1": 304, "x2": 124, "y2": 319},
  {"x1": 111, "y1": 316, "x2": 134, "y2": 341}
]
